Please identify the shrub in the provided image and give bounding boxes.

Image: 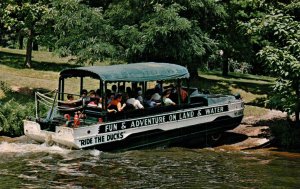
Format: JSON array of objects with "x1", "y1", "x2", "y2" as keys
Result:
[
  {"x1": 0, "y1": 81, "x2": 35, "y2": 136},
  {"x1": 0, "y1": 99, "x2": 35, "y2": 136},
  {"x1": 270, "y1": 120, "x2": 300, "y2": 149}
]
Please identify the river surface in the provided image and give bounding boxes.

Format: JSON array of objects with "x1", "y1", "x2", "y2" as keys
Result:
[{"x1": 0, "y1": 138, "x2": 300, "y2": 189}]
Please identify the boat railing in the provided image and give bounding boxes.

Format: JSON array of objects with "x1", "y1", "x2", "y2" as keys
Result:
[
  {"x1": 35, "y1": 91, "x2": 58, "y2": 120},
  {"x1": 35, "y1": 91, "x2": 86, "y2": 119}
]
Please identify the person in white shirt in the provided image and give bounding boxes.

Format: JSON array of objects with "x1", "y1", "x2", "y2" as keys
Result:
[
  {"x1": 162, "y1": 90, "x2": 176, "y2": 106},
  {"x1": 126, "y1": 93, "x2": 144, "y2": 109}
]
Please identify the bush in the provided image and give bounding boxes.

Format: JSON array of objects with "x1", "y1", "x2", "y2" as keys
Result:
[
  {"x1": 0, "y1": 99, "x2": 35, "y2": 136},
  {"x1": 0, "y1": 81, "x2": 35, "y2": 137},
  {"x1": 270, "y1": 120, "x2": 300, "y2": 149}
]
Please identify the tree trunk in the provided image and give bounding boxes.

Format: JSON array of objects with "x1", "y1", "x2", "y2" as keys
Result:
[
  {"x1": 222, "y1": 59, "x2": 228, "y2": 76},
  {"x1": 187, "y1": 63, "x2": 199, "y2": 79},
  {"x1": 33, "y1": 40, "x2": 38, "y2": 51},
  {"x1": 18, "y1": 34, "x2": 23, "y2": 49},
  {"x1": 25, "y1": 29, "x2": 33, "y2": 68},
  {"x1": 296, "y1": 81, "x2": 300, "y2": 127}
]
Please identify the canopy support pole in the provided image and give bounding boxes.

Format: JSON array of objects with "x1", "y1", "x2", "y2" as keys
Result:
[
  {"x1": 61, "y1": 78, "x2": 65, "y2": 101},
  {"x1": 80, "y1": 77, "x2": 83, "y2": 94},
  {"x1": 58, "y1": 77, "x2": 62, "y2": 101},
  {"x1": 187, "y1": 78, "x2": 190, "y2": 104}
]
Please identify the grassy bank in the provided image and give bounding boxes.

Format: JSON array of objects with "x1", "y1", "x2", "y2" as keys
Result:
[{"x1": 0, "y1": 47, "x2": 279, "y2": 137}]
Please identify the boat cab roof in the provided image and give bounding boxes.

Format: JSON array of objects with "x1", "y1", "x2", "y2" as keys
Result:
[{"x1": 60, "y1": 62, "x2": 190, "y2": 82}]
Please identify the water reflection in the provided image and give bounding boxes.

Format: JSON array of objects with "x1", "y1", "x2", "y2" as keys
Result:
[{"x1": 0, "y1": 139, "x2": 300, "y2": 189}]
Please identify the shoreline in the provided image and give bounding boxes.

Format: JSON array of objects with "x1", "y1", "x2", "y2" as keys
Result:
[{"x1": 217, "y1": 109, "x2": 288, "y2": 150}]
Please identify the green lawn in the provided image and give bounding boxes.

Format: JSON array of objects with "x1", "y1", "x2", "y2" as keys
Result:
[{"x1": 0, "y1": 47, "x2": 276, "y2": 117}]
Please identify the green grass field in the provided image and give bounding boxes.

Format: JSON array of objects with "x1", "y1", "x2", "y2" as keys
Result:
[{"x1": 0, "y1": 47, "x2": 275, "y2": 117}]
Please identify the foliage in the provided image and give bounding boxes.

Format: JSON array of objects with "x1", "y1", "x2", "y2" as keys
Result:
[
  {"x1": 1, "y1": 0, "x2": 52, "y2": 67},
  {"x1": 245, "y1": 8, "x2": 300, "y2": 116},
  {"x1": 270, "y1": 120, "x2": 300, "y2": 149},
  {"x1": 217, "y1": 0, "x2": 275, "y2": 75},
  {"x1": 0, "y1": 99, "x2": 35, "y2": 136},
  {"x1": 0, "y1": 82, "x2": 35, "y2": 136},
  {"x1": 228, "y1": 59, "x2": 252, "y2": 74},
  {"x1": 51, "y1": 0, "x2": 226, "y2": 77},
  {"x1": 52, "y1": 0, "x2": 116, "y2": 65}
]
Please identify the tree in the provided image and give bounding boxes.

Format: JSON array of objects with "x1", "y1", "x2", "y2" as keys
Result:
[
  {"x1": 52, "y1": 0, "x2": 116, "y2": 65},
  {"x1": 2, "y1": 0, "x2": 50, "y2": 67},
  {"x1": 52, "y1": 0, "x2": 226, "y2": 77},
  {"x1": 104, "y1": 0, "x2": 225, "y2": 77},
  {"x1": 215, "y1": 0, "x2": 279, "y2": 76},
  {"x1": 246, "y1": 7, "x2": 300, "y2": 125}
]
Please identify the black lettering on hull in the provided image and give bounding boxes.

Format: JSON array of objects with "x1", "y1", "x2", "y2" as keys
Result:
[{"x1": 98, "y1": 105, "x2": 229, "y2": 134}]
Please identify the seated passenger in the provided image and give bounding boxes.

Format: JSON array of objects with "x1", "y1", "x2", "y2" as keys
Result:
[
  {"x1": 111, "y1": 84, "x2": 117, "y2": 94},
  {"x1": 126, "y1": 93, "x2": 144, "y2": 109},
  {"x1": 95, "y1": 89, "x2": 103, "y2": 108},
  {"x1": 107, "y1": 93, "x2": 126, "y2": 112},
  {"x1": 67, "y1": 94, "x2": 74, "y2": 102},
  {"x1": 89, "y1": 90, "x2": 96, "y2": 98},
  {"x1": 88, "y1": 90, "x2": 98, "y2": 107},
  {"x1": 61, "y1": 94, "x2": 76, "y2": 108},
  {"x1": 151, "y1": 85, "x2": 161, "y2": 102},
  {"x1": 79, "y1": 89, "x2": 88, "y2": 105},
  {"x1": 136, "y1": 90, "x2": 143, "y2": 104},
  {"x1": 168, "y1": 84, "x2": 178, "y2": 103},
  {"x1": 145, "y1": 93, "x2": 161, "y2": 108},
  {"x1": 80, "y1": 89, "x2": 88, "y2": 99},
  {"x1": 162, "y1": 90, "x2": 176, "y2": 106},
  {"x1": 179, "y1": 87, "x2": 188, "y2": 103}
]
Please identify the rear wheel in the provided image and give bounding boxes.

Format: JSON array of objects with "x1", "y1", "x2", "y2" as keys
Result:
[
  {"x1": 205, "y1": 133, "x2": 223, "y2": 146},
  {"x1": 211, "y1": 133, "x2": 222, "y2": 141}
]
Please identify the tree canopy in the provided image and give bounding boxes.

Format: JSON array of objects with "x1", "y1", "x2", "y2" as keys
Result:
[
  {"x1": 1, "y1": 0, "x2": 51, "y2": 67},
  {"x1": 244, "y1": 1, "x2": 300, "y2": 124}
]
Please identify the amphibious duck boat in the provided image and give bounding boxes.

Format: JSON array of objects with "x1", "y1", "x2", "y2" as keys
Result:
[{"x1": 24, "y1": 62, "x2": 244, "y2": 151}]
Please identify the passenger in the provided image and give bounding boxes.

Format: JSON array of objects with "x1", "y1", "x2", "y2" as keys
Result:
[
  {"x1": 169, "y1": 84, "x2": 178, "y2": 103},
  {"x1": 111, "y1": 84, "x2": 117, "y2": 94},
  {"x1": 124, "y1": 87, "x2": 132, "y2": 103},
  {"x1": 88, "y1": 90, "x2": 98, "y2": 107},
  {"x1": 151, "y1": 84, "x2": 161, "y2": 102},
  {"x1": 145, "y1": 93, "x2": 160, "y2": 108},
  {"x1": 126, "y1": 93, "x2": 144, "y2": 109},
  {"x1": 89, "y1": 90, "x2": 96, "y2": 97},
  {"x1": 107, "y1": 93, "x2": 126, "y2": 112},
  {"x1": 79, "y1": 89, "x2": 88, "y2": 105},
  {"x1": 95, "y1": 88, "x2": 103, "y2": 108},
  {"x1": 136, "y1": 90, "x2": 143, "y2": 104},
  {"x1": 162, "y1": 90, "x2": 176, "y2": 106},
  {"x1": 106, "y1": 90, "x2": 114, "y2": 105},
  {"x1": 179, "y1": 87, "x2": 188, "y2": 103},
  {"x1": 119, "y1": 85, "x2": 125, "y2": 93},
  {"x1": 67, "y1": 94, "x2": 75, "y2": 102},
  {"x1": 97, "y1": 97, "x2": 103, "y2": 108},
  {"x1": 95, "y1": 89, "x2": 101, "y2": 98},
  {"x1": 62, "y1": 94, "x2": 76, "y2": 107},
  {"x1": 80, "y1": 89, "x2": 88, "y2": 99}
]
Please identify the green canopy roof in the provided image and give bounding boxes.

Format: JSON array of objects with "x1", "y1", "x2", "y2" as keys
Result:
[{"x1": 60, "y1": 62, "x2": 190, "y2": 82}]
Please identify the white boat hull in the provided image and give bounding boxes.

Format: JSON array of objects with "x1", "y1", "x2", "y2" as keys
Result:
[{"x1": 24, "y1": 102, "x2": 244, "y2": 150}]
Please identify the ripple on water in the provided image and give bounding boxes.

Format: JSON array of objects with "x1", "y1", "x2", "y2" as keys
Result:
[
  {"x1": 1, "y1": 141, "x2": 300, "y2": 188},
  {"x1": 0, "y1": 141, "x2": 70, "y2": 155}
]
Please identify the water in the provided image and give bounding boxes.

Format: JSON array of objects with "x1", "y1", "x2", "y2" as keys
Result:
[{"x1": 0, "y1": 138, "x2": 300, "y2": 189}]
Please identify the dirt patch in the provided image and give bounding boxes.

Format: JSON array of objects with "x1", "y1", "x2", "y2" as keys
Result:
[{"x1": 11, "y1": 85, "x2": 33, "y2": 95}]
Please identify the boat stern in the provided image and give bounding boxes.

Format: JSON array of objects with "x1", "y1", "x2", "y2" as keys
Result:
[
  {"x1": 23, "y1": 120, "x2": 47, "y2": 143},
  {"x1": 52, "y1": 126, "x2": 80, "y2": 149}
]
